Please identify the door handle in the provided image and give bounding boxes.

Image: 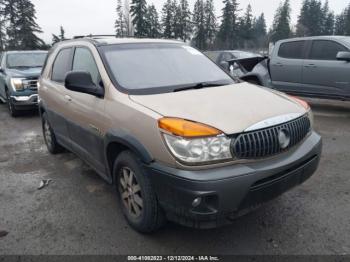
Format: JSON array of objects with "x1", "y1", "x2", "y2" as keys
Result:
[
  {"x1": 304, "y1": 64, "x2": 317, "y2": 68},
  {"x1": 64, "y1": 95, "x2": 72, "y2": 102},
  {"x1": 274, "y1": 63, "x2": 283, "y2": 67}
]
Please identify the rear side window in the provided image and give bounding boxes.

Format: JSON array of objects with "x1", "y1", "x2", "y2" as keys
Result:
[
  {"x1": 278, "y1": 41, "x2": 305, "y2": 59},
  {"x1": 51, "y1": 48, "x2": 72, "y2": 83},
  {"x1": 72, "y1": 48, "x2": 100, "y2": 86},
  {"x1": 309, "y1": 40, "x2": 347, "y2": 60}
]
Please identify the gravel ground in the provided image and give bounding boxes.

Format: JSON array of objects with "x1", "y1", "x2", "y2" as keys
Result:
[{"x1": 0, "y1": 98, "x2": 349, "y2": 255}]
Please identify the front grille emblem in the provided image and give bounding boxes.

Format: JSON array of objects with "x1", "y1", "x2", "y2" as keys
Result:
[{"x1": 278, "y1": 129, "x2": 291, "y2": 149}]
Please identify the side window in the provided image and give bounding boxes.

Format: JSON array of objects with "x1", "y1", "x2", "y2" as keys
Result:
[
  {"x1": 278, "y1": 41, "x2": 306, "y2": 59},
  {"x1": 221, "y1": 52, "x2": 235, "y2": 62},
  {"x1": 309, "y1": 40, "x2": 347, "y2": 61},
  {"x1": 72, "y1": 48, "x2": 100, "y2": 86},
  {"x1": 51, "y1": 48, "x2": 72, "y2": 83}
]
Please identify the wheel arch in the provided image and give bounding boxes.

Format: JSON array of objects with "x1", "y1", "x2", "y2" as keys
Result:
[{"x1": 104, "y1": 129, "x2": 154, "y2": 183}]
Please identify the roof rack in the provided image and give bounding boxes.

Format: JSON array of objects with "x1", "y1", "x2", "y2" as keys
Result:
[{"x1": 73, "y1": 35, "x2": 117, "y2": 39}]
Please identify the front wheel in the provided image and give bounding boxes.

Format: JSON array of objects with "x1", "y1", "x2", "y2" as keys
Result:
[
  {"x1": 6, "y1": 90, "x2": 19, "y2": 117},
  {"x1": 114, "y1": 151, "x2": 165, "y2": 233}
]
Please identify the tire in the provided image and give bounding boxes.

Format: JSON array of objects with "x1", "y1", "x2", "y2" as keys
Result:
[
  {"x1": 42, "y1": 112, "x2": 64, "y2": 154},
  {"x1": 113, "y1": 151, "x2": 165, "y2": 233},
  {"x1": 6, "y1": 90, "x2": 20, "y2": 117}
]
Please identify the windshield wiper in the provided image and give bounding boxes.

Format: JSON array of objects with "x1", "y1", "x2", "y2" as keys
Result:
[{"x1": 173, "y1": 82, "x2": 228, "y2": 92}]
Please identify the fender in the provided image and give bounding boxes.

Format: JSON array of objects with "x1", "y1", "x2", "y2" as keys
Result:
[{"x1": 104, "y1": 128, "x2": 154, "y2": 181}]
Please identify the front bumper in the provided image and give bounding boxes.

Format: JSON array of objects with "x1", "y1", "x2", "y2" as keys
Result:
[
  {"x1": 10, "y1": 94, "x2": 38, "y2": 110},
  {"x1": 146, "y1": 131, "x2": 322, "y2": 229}
]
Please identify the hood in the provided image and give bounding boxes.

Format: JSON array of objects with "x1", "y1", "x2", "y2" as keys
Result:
[
  {"x1": 6, "y1": 67, "x2": 42, "y2": 78},
  {"x1": 130, "y1": 83, "x2": 306, "y2": 135}
]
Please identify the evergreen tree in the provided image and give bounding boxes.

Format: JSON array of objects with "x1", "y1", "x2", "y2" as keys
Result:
[
  {"x1": 15, "y1": 0, "x2": 45, "y2": 50},
  {"x1": 321, "y1": 0, "x2": 334, "y2": 35},
  {"x1": 4, "y1": 0, "x2": 19, "y2": 49},
  {"x1": 161, "y1": 0, "x2": 175, "y2": 38},
  {"x1": 204, "y1": 0, "x2": 217, "y2": 49},
  {"x1": 217, "y1": 0, "x2": 240, "y2": 49},
  {"x1": 52, "y1": 26, "x2": 66, "y2": 45},
  {"x1": 239, "y1": 4, "x2": 254, "y2": 48},
  {"x1": 0, "y1": 0, "x2": 6, "y2": 51},
  {"x1": 178, "y1": 0, "x2": 192, "y2": 42},
  {"x1": 145, "y1": 4, "x2": 161, "y2": 38},
  {"x1": 192, "y1": 0, "x2": 206, "y2": 49},
  {"x1": 172, "y1": 0, "x2": 182, "y2": 39},
  {"x1": 130, "y1": 0, "x2": 148, "y2": 37},
  {"x1": 270, "y1": 0, "x2": 291, "y2": 42},
  {"x1": 116, "y1": 0, "x2": 128, "y2": 37},
  {"x1": 296, "y1": 0, "x2": 323, "y2": 36},
  {"x1": 345, "y1": 5, "x2": 350, "y2": 35},
  {"x1": 253, "y1": 13, "x2": 267, "y2": 48},
  {"x1": 335, "y1": 8, "x2": 347, "y2": 35}
]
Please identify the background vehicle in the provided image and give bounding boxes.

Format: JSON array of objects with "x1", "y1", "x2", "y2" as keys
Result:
[
  {"x1": 0, "y1": 50, "x2": 48, "y2": 117},
  {"x1": 270, "y1": 36, "x2": 350, "y2": 101},
  {"x1": 205, "y1": 50, "x2": 271, "y2": 87},
  {"x1": 39, "y1": 36, "x2": 321, "y2": 233}
]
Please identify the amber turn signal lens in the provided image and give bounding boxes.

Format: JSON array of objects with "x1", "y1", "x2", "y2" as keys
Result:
[
  {"x1": 158, "y1": 118, "x2": 222, "y2": 138},
  {"x1": 289, "y1": 95, "x2": 310, "y2": 110}
]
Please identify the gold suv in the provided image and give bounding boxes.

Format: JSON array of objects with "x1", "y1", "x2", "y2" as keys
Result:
[{"x1": 39, "y1": 36, "x2": 322, "y2": 233}]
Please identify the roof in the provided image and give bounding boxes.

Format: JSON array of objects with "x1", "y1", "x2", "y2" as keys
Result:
[
  {"x1": 61, "y1": 36, "x2": 183, "y2": 46},
  {"x1": 277, "y1": 35, "x2": 350, "y2": 43},
  {"x1": 5, "y1": 50, "x2": 48, "y2": 54}
]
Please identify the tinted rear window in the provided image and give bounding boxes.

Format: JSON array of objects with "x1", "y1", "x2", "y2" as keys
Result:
[
  {"x1": 309, "y1": 40, "x2": 347, "y2": 60},
  {"x1": 51, "y1": 48, "x2": 72, "y2": 83},
  {"x1": 278, "y1": 41, "x2": 305, "y2": 59}
]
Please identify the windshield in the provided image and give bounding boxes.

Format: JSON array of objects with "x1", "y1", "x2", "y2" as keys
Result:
[
  {"x1": 100, "y1": 43, "x2": 235, "y2": 94},
  {"x1": 7, "y1": 53, "x2": 47, "y2": 69}
]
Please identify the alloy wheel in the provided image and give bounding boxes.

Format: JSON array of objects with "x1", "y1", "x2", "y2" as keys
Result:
[{"x1": 119, "y1": 167, "x2": 143, "y2": 218}]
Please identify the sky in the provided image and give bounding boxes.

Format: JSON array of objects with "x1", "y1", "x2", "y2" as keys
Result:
[{"x1": 31, "y1": 0, "x2": 347, "y2": 43}]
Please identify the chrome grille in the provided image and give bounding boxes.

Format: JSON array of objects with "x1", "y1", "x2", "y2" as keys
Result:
[
  {"x1": 23, "y1": 79, "x2": 38, "y2": 91},
  {"x1": 232, "y1": 115, "x2": 311, "y2": 159}
]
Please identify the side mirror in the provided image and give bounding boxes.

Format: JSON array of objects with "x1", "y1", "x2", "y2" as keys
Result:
[
  {"x1": 65, "y1": 71, "x2": 104, "y2": 97},
  {"x1": 336, "y1": 51, "x2": 350, "y2": 62},
  {"x1": 219, "y1": 61, "x2": 229, "y2": 71},
  {"x1": 0, "y1": 67, "x2": 4, "y2": 73}
]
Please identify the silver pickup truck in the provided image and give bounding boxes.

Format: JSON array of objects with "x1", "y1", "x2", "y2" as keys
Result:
[{"x1": 270, "y1": 36, "x2": 350, "y2": 101}]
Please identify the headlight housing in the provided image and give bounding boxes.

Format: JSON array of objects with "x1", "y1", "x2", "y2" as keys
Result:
[
  {"x1": 163, "y1": 134, "x2": 232, "y2": 164},
  {"x1": 10, "y1": 78, "x2": 25, "y2": 91},
  {"x1": 159, "y1": 118, "x2": 233, "y2": 165}
]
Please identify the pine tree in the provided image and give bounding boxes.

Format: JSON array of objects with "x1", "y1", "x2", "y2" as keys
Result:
[
  {"x1": 345, "y1": 5, "x2": 350, "y2": 35},
  {"x1": 173, "y1": 1, "x2": 182, "y2": 39},
  {"x1": 270, "y1": 0, "x2": 291, "y2": 42},
  {"x1": 192, "y1": 0, "x2": 206, "y2": 49},
  {"x1": 4, "y1": 0, "x2": 19, "y2": 49},
  {"x1": 335, "y1": 8, "x2": 347, "y2": 35},
  {"x1": 52, "y1": 26, "x2": 66, "y2": 45},
  {"x1": 130, "y1": 0, "x2": 148, "y2": 37},
  {"x1": 321, "y1": 0, "x2": 334, "y2": 35},
  {"x1": 0, "y1": 0, "x2": 6, "y2": 51},
  {"x1": 217, "y1": 0, "x2": 240, "y2": 49},
  {"x1": 178, "y1": 0, "x2": 192, "y2": 42},
  {"x1": 239, "y1": 4, "x2": 254, "y2": 48},
  {"x1": 145, "y1": 4, "x2": 161, "y2": 38},
  {"x1": 15, "y1": 0, "x2": 44, "y2": 50},
  {"x1": 204, "y1": 0, "x2": 217, "y2": 49},
  {"x1": 161, "y1": 0, "x2": 175, "y2": 38},
  {"x1": 253, "y1": 13, "x2": 267, "y2": 48},
  {"x1": 116, "y1": 0, "x2": 128, "y2": 37}
]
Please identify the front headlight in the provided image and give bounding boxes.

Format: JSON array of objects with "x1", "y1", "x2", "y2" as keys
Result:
[
  {"x1": 10, "y1": 78, "x2": 25, "y2": 91},
  {"x1": 159, "y1": 118, "x2": 233, "y2": 165},
  {"x1": 163, "y1": 134, "x2": 232, "y2": 164}
]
